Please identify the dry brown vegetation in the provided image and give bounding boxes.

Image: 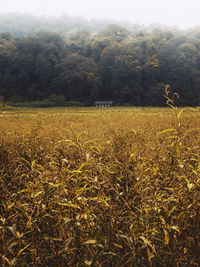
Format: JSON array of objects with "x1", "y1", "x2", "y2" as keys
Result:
[{"x1": 0, "y1": 104, "x2": 200, "y2": 266}]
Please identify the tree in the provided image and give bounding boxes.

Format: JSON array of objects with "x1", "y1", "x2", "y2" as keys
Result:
[{"x1": 54, "y1": 53, "x2": 102, "y2": 102}]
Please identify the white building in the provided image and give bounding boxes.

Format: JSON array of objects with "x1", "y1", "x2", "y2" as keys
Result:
[{"x1": 94, "y1": 101, "x2": 113, "y2": 107}]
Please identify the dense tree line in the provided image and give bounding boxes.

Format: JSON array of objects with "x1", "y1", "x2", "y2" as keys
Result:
[{"x1": 1, "y1": 17, "x2": 200, "y2": 106}]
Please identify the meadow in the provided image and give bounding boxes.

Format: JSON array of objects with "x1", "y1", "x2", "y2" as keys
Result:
[{"x1": 0, "y1": 105, "x2": 200, "y2": 266}]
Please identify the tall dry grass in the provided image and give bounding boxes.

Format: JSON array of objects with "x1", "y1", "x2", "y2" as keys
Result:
[{"x1": 0, "y1": 103, "x2": 200, "y2": 266}]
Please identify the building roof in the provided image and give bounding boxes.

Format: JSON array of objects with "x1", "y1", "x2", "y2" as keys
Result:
[{"x1": 94, "y1": 101, "x2": 113, "y2": 104}]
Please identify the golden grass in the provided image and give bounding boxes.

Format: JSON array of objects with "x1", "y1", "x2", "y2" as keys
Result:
[{"x1": 0, "y1": 106, "x2": 200, "y2": 266}]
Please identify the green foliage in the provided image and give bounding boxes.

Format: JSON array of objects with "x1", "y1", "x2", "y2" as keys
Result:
[
  {"x1": 1, "y1": 17, "x2": 200, "y2": 105},
  {"x1": 44, "y1": 94, "x2": 66, "y2": 106}
]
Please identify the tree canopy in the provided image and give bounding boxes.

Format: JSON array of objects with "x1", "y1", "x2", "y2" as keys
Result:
[{"x1": 1, "y1": 14, "x2": 200, "y2": 106}]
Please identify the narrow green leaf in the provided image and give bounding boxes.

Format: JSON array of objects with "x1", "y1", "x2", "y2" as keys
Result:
[
  {"x1": 17, "y1": 243, "x2": 31, "y2": 257},
  {"x1": 140, "y1": 236, "x2": 156, "y2": 253},
  {"x1": 156, "y1": 128, "x2": 177, "y2": 137},
  {"x1": 85, "y1": 260, "x2": 92, "y2": 265},
  {"x1": 164, "y1": 230, "x2": 169, "y2": 245},
  {"x1": 7, "y1": 202, "x2": 15, "y2": 210},
  {"x1": 58, "y1": 202, "x2": 81, "y2": 209},
  {"x1": 170, "y1": 226, "x2": 180, "y2": 233},
  {"x1": 84, "y1": 240, "x2": 97, "y2": 245}
]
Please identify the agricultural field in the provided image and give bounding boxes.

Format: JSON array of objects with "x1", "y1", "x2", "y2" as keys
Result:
[{"x1": 0, "y1": 105, "x2": 200, "y2": 266}]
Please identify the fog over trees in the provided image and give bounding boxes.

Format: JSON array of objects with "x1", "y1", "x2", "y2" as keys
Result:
[{"x1": 1, "y1": 13, "x2": 200, "y2": 106}]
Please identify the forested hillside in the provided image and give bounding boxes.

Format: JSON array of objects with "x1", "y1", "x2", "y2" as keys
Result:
[{"x1": 1, "y1": 13, "x2": 200, "y2": 106}]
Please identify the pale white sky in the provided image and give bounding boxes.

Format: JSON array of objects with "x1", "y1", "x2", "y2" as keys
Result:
[{"x1": 1, "y1": 0, "x2": 200, "y2": 29}]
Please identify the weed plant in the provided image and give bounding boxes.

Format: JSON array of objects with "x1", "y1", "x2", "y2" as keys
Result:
[{"x1": 0, "y1": 91, "x2": 200, "y2": 266}]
